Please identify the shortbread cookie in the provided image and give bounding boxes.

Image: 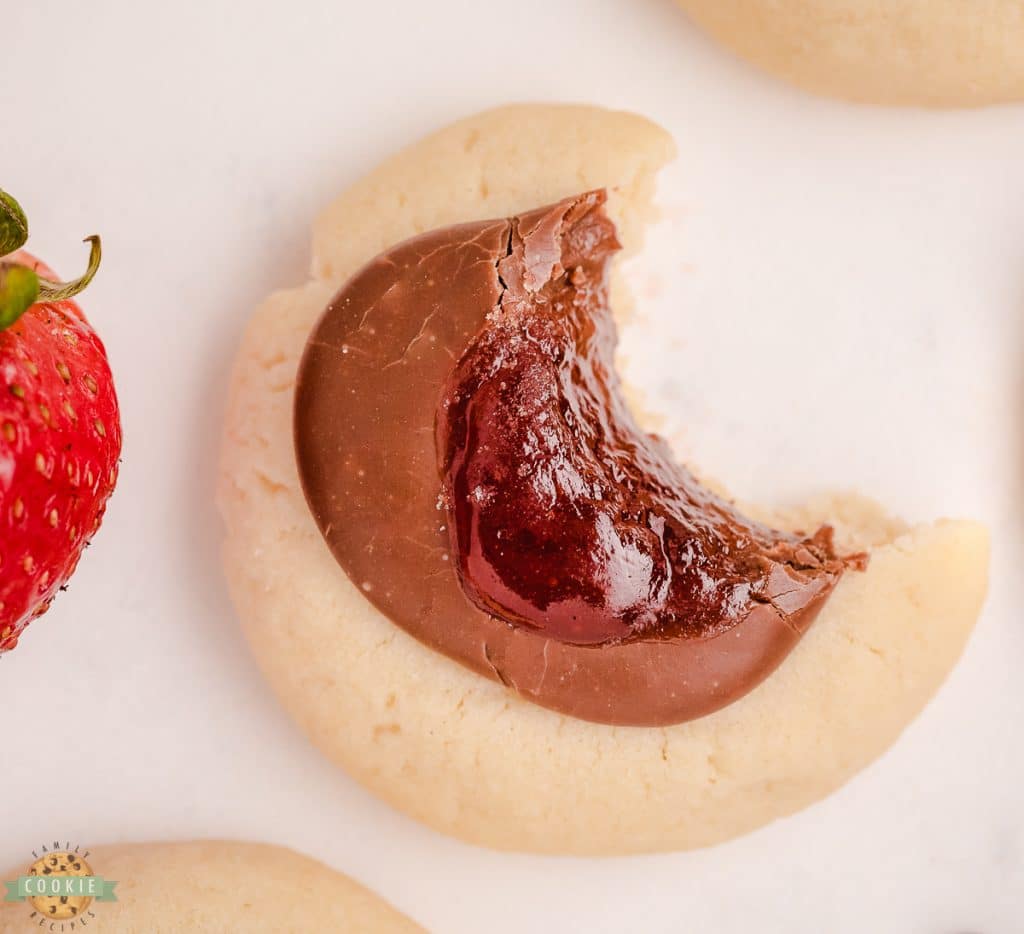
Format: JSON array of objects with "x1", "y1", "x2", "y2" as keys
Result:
[
  {"x1": 0, "y1": 841, "x2": 419, "y2": 933},
  {"x1": 675, "y1": 0, "x2": 1024, "y2": 107},
  {"x1": 218, "y1": 104, "x2": 988, "y2": 854}
]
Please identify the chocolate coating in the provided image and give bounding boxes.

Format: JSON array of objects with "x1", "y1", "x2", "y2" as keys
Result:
[{"x1": 295, "y1": 191, "x2": 857, "y2": 727}]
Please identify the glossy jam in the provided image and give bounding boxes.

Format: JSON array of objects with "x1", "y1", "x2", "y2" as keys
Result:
[{"x1": 437, "y1": 197, "x2": 845, "y2": 646}]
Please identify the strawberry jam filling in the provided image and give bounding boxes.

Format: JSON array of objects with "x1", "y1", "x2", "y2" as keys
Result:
[{"x1": 438, "y1": 193, "x2": 848, "y2": 647}]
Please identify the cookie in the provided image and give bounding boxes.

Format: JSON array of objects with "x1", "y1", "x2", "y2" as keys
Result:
[
  {"x1": 0, "y1": 841, "x2": 419, "y2": 933},
  {"x1": 675, "y1": 0, "x2": 1024, "y2": 107},
  {"x1": 218, "y1": 104, "x2": 989, "y2": 853}
]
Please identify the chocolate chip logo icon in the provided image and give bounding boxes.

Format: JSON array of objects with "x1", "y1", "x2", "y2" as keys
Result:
[
  {"x1": 4, "y1": 842, "x2": 117, "y2": 928},
  {"x1": 26, "y1": 851, "x2": 94, "y2": 920}
]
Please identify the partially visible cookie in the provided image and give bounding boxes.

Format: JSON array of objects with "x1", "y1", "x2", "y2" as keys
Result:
[
  {"x1": 0, "y1": 841, "x2": 420, "y2": 933},
  {"x1": 675, "y1": 0, "x2": 1024, "y2": 107}
]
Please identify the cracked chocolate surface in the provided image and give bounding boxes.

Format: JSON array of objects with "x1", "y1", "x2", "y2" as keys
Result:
[{"x1": 295, "y1": 191, "x2": 858, "y2": 726}]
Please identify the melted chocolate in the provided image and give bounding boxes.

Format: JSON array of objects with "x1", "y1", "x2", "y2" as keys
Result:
[{"x1": 295, "y1": 191, "x2": 859, "y2": 726}]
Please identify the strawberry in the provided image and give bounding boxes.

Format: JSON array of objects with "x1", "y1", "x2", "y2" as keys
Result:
[{"x1": 0, "y1": 190, "x2": 121, "y2": 653}]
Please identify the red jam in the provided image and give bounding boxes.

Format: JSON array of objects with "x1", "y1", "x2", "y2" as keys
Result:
[{"x1": 437, "y1": 193, "x2": 847, "y2": 646}]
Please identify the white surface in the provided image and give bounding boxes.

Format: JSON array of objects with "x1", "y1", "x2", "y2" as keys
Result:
[{"x1": 1, "y1": 1, "x2": 1021, "y2": 931}]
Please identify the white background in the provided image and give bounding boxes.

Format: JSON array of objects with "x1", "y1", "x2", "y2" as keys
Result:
[{"x1": 2, "y1": 1, "x2": 1022, "y2": 931}]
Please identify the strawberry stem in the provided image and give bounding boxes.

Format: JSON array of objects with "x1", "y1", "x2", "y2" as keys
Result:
[
  {"x1": 0, "y1": 189, "x2": 102, "y2": 330},
  {"x1": 37, "y1": 236, "x2": 102, "y2": 302}
]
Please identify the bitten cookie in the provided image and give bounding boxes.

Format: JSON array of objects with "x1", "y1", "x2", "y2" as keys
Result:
[
  {"x1": 218, "y1": 104, "x2": 988, "y2": 854},
  {"x1": 0, "y1": 841, "x2": 419, "y2": 933},
  {"x1": 675, "y1": 0, "x2": 1024, "y2": 107}
]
